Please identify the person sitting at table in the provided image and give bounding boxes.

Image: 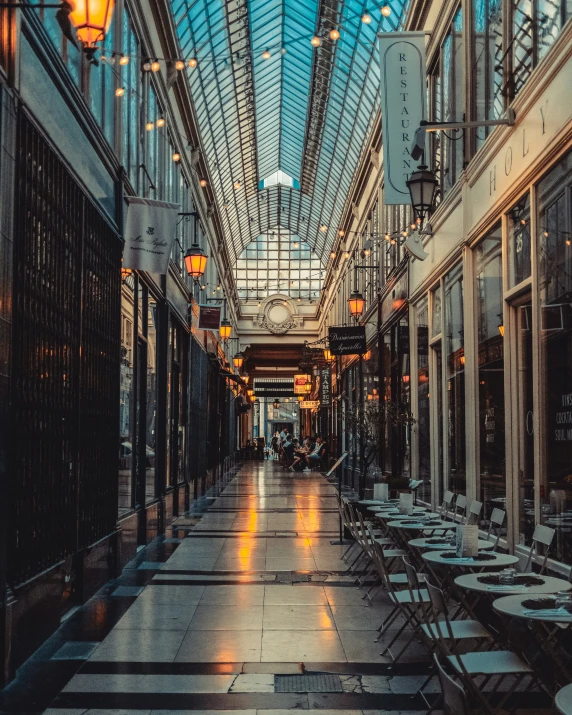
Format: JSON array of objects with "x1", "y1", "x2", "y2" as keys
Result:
[
  {"x1": 282, "y1": 433, "x2": 295, "y2": 467},
  {"x1": 304, "y1": 436, "x2": 327, "y2": 472},
  {"x1": 288, "y1": 437, "x2": 312, "y2": 472}
]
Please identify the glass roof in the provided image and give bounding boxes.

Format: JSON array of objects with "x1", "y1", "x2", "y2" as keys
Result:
[{"x1": 170, "y1": 0, "x2": 409, "y2": 267}]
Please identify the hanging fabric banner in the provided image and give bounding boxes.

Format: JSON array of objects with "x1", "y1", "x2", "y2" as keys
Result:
[
  {"x1": 378, "y1": 32, "x2": 426, "y2": 205},
  {"x1": 123, "y1": 197, "x2": 180, "y2": 273}
]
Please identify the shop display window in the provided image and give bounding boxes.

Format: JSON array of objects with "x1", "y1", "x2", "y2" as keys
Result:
[
  {"x1": 475, "y1": 224, "x2": 506, "y2": 526},
  {"x1": 537, "y1": 150, "x2": 572, "y2": 564},
  {"x1": 444, "y1": 264, "x2": 466, "y2": 494},
  {"x1": 415, "y1": 298, "x2": 431, "y2": 504}
]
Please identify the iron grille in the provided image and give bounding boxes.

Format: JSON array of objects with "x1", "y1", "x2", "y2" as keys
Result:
[{"x1": 10, "y1": 111, "x2": 120, "y2": 584}]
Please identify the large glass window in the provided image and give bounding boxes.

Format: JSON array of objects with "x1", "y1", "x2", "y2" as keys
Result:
[
  {"x1": 416, "y1": 298, "x2": 431, "y2": 503},
  {"x1": 537, "y1": 150, "x2": 572, "y2": 564},
  {"x1": 437, "y1": 7, "x2": 465, "y2": 195},
  {"x1": 475, "y1": 224, "x2": 506, "y2": 522},
  {"x1": 444, "y1": 264, "x2": 466, "y2": 494},
  {"x1": 472, "y1": 0, "x2": 503, "y2": 150},
  {"x1": 512, "y1": 0, "x2": 570, "y2": 96},
  {"x1": 234, "y1": 229, "x2": 323, "y2": 301}
]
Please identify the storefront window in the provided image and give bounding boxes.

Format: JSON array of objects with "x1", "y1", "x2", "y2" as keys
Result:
[
  {"x1": 416, "y1": 298, "x2": 431, "y2": 503},
  {"x1": 119, "y1": 276, "x2": 135, "y2": 514},
  {"x1": 444, "y1": 265, "x2": 466, "y2": 494},
  {"x1": 146, "y1": 296, "x2": 158, "y2": 503},
  {"x1": 431, "y1": 285, "x2": 442, "y2": 336},
  {"x1": 475, "y1": 224, "x2": 506, "y2": 524},
  {"x1": 508, "y1": 192, "x2": 531, "y2": 287},
  {"x1": 537, "y1": 150, "x2": 572, "y2": 564}
]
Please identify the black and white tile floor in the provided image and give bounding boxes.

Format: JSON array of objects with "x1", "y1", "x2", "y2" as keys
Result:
[{"x1": 0, "y1": 462, "x2": 554, "y2": 714}]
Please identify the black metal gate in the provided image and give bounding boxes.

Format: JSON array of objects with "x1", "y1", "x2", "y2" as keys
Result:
[{"x1": 9, "y1": 111, "x2": 121, "y2": 584}]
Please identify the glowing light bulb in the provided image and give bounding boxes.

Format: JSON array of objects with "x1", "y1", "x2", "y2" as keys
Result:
[
  {"x1": 381, "y1": 5, "x2": 391, "y2": 16},
  {"x1": 188, "y1": 58, "x2": 197, "y2": 68},
  {"x1": 172, "y1": 152, "x2": 181, "y2": 162},
  {"x1": 157, "y1": 118, "x2": 165, "y2": 127},
  {"x1": 344, "y1": 251, "x2": 350, "y2": 259},
  {"x1": 329, "y1": 28, "x2": 340, "y2": 40},
  {"x1": 338, "y1": 228, "x2": 345, "y2": 237},
  {"x1": 115, "y1": 87, "x2": 125, "y2": 97},
  {"x1": 385, "y1": 233, "x2": 391, "y2": 241},
  {"x1": 262, "y1": 50, "x2": 271, "y2": 59},
  {"x1": 311, "y1": 36, "x2": 321, "y2": 47},
  {"x1": 175, "y1": 60, "x2": 185, "y2": 70},
  {"x1": 567, "y1": 239, "x2": 571, "y2": 246},
  {"x1": 320, "y1": 224, "x2": 327, "y2": 232},
  {"x1": 146, "y1": 122, "x2": 154, "y2": 131},
  {"x1": 200, "y1": 179, "x2": 207, "y2": 187},
  {"x1": 361, "y1": 12, "x2": 372, "y2": 23},
  {"x1": 143, "y1": 62, "x2": 152, "y2": 71},
  {"x1": 233, "y1": 180, "x2": 242, "y2": 190},
  {"x1": 119, "y1": 55, "x2": 129, "y2": 66},
  {"x1": 151, "y1": 61, "x2": 160, "y2": 72},
  {"x1": 401, "y1": 230, "x2": 408, "y2": 237},
  {"x1": 293, "y1": 241, "x2": 299, "y2": 248},
  {"x1": 330, "y1": 251, "x2": 336, "y2": 259}
]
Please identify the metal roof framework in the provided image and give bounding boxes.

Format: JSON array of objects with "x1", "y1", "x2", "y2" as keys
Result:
[{"x1": 170, "y1": 0, "x2": 409, "y2": 268}]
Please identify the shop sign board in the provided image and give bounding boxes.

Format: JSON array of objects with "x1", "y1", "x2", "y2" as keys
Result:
[
  {"x1": 328, "y1": 326, "x2": 366, "y2": 356},
  {"x1": 378, "y1": 32, "x2": 427, "y2": 205},
  {"x1": 300, "y1": 400, "x2": 320, "y2": 409},
  {"x1": 294, "y1": 373, "x2": 309, "y2": 395},
  {"x1": 198, "y1": 305, "x2": 221, "y2": 330},
  {"x1": 319, "y1": 366, "x2": 331, "y2": 407}
]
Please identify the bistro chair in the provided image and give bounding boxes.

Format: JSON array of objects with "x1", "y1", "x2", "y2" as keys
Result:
[
  {"x1": 486, "y1": 508, "x2": 506, "y2": 550},
  {"x1": 440, "y1": 490, "x2": 454, "y2": 521},
  {"x1": 523, "y1": 524, "x2": 556, "y2": 574},
  {"x1": 434, "y1": 654, "x2": 470, "y2": 715},
  {"x1": 426, "y1": 581, "x2": 536, "y2": 714},
  {"x1": 466, "y1": 500, "x2": 483, "y2": 525},
  {"x1": 377, "y1": 555, "x2": 431, "y2": 659},
  {"x1": 453, "y1": 494, "x2": 468, "y2": 523}
]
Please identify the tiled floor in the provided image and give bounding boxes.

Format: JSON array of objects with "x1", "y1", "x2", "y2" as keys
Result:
[{"x1": 0, "y1": 462, "x2": 552, "y2": 714}]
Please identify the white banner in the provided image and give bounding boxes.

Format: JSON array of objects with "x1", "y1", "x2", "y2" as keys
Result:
[
  {"x1": 379, "y1": 32, "x2": 426, "y2": 204},
  {"x1": 123, "y1": 197, "x2": 180, "y2": 274}
]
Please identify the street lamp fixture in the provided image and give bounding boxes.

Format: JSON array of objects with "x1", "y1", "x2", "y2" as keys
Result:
[
  {"x1": 323, "y1": 348, "x2": 334, "y2": 362},
  {"x1": 184, "y1": 242, "x2": 208, "y2": 281},
  {"x1": 219, "y1": 318, "x2": 232, "y2": 341},
  {"x1": 406, "y1": 164, "x2": 439, "y2": 226},
  {"x1": 348, "y1": 289, "x2": 366, "y2": 320},
  {"x1": 233, "y1": 353, "x2": 244, "y2": 369},
  {"x1": 69, "y1": 0, "x2": 115, "y2": 61},
  {"x1": 304, "y1": 382, "x2": 312, "y2": 393}
]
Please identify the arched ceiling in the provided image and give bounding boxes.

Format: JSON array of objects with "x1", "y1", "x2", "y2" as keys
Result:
[{"x1": 170, "y1": 0, "x2": 409, "y2": 265}]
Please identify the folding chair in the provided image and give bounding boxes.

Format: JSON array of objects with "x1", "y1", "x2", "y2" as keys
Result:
[
  {"x1": 355, "y1": 510, "x2": 402, "y2": 585},
  {"x1": 466, "y1": 500, "x2": 483, "y2": 525},
  {"x1": 376, "y1": 555, "x2": 431, "y2": 659},
  {"x1": 434, "y1": 654, "x2": 470, "y2": 715},
  {"x1": 440, "y1": 490, "x2": 454, "y2": 521},
  {"x1": 523, "y1": 524, "x2": 556, "y2": 574},
  {"x1": 415, "y1": 579, "x2": 493, "y2": 708},
  {"x1": 426, "y1": 581, "x2": 537, "y2": 714},
  {"x1": 486, "y1": 508, "x2": 506, "y2": 550},
  {"x1": 453, "y1": 494, "x2": 467, "y2": 523}
]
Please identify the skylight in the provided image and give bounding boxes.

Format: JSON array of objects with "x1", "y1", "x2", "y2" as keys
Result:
[{"x1": 259, "y1": 171, "x2": 300, "y2": 190}]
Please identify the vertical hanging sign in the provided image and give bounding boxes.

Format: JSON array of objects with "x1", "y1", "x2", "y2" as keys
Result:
[
  {"x1": 319, "y1": 366, "x2": 331, "y2": 407},
  {"x1": 378, "y1": 32, "x2": 427, "y2": 205}
]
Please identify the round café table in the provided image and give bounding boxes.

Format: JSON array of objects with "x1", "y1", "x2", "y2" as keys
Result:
[
  {"x1": 409, "y1": 536, "x2": 493, "y2": 550},
  {"x1": 556, "y1": 684, "x2": 572, "y2": 715},
  {"x1": 385, "y1": 518, "x2": 454, "y2": 553},
  {"x1": 358, "y1": 499, "x2": 399, "y2": 506},
  {"x1": 422, "y1": 550, "x2": 519, "y2": 569},
  {"x1": 456, "y1": 572, "x2": 572, "y2": 597},
  {"x1": 493, "y1": 594, "x2": 572, "y2": 693}
]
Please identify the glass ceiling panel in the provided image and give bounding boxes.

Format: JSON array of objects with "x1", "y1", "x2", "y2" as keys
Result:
[{"x1": 169, "y1": 0, "x2": 409, "y2": 271}]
